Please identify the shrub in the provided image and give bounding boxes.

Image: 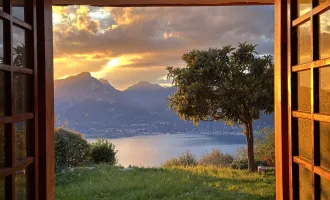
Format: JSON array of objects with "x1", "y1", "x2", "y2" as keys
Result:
[
  {"x1": 90, "y1": 138, "x2": 117, "y2": 165},
  {"x1": 55, "y1": 128, "x2": 90, "y2": 173},
  {"x1": 162, "y1": 150, "x2": 197, "y2": 167},
  {"x1": 199, "y1": 148, "x2": 234, "y2": 167},
  {"x1": 255, "y1": 127, "x2": 275, "y2": 167},
  {"x1": 231, "y1": 127, "x2": 275, "y2": 169}
]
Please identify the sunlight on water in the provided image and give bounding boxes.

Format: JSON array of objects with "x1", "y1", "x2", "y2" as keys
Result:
[{"x1": 88, "y1": 134, "x2": 244, "y2": 167}]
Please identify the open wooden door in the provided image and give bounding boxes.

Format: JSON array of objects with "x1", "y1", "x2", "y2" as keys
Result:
[
  {"x1": 0, "y1": 0, "x2": 54, "y2": 199},
  {"x1": 287, "y1": 0, "x2": 330, "y2": 198}
]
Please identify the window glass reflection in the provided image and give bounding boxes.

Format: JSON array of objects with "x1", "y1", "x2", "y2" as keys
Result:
[
  {"x1": 15, "y1": 168, "x2": 26, "y2": 200},
  {"x1": 298, "y1": 21, "x2": 312, "y2": 64},
  {"x1": 319, "y1": 10, "x2": 330, "y2": 59},
  {"x1": 298, "y1": 0, "x2": 311, "y2": 17},
  {"x1": 319, "y1": 67, "x2": 330, "y2": 114},
  {"x1": 15, "y1": 121, "x2": 26, "y2": 162},
  {"x1": 13, "y1": 26, "x2": 26, "y2": 68},
  {"x1": 319, "y1": 122, "x2": 330, "y2": 170},
  {"x1": 298, "y1": 70, "x2": 311, "y2": 112},
  {"x1": 298, "y1": 119, "x2": 312, "y2": 161},
  {"x1": 299, "y1": 166, "x2": 313, "y2": 200}
]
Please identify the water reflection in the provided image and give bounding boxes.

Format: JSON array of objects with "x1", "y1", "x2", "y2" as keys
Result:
[{"x1": 89, "y1": 134, "x2": 244, "y2": 167}]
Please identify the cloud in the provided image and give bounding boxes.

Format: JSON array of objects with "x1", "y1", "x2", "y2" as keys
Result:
[{"x1": 53, "y1": 6, "x2": 275, "y2": 90}]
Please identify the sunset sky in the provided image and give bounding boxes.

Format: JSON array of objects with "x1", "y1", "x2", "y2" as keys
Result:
[{"x1": 52, "y1": 6, "x2": 275, "y2": 90}]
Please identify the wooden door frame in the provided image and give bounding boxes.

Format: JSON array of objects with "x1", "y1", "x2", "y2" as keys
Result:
[
  {"x1": 36, "y1": 0, "x2": 55, "y2": 199},
  {"x1": 30, "y1": 0, "x2": 289, "y2": 199}
]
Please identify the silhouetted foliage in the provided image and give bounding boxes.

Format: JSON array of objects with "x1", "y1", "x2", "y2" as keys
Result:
[
  {"x1": 162, "y1": 150, "x2": 197, "y2": 167},
  {"x1": 255, "y1": 127, "x2": 275, "y2": 166},
  {"x1": 199, "y1": 148, "x2": 234, "y2": 167},
  {"x1": 167, "y1": 42, "x2": 274, "y2": 171},
  {"x1": 55, "y1": 128, "x2": 90, "y2": 173},
  {"x1": 90, "y1": 138, "x2": 117, "y2": 165}
]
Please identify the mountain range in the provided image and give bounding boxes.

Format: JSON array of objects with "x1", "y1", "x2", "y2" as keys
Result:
[{"x1": 54, "y1": 72, "x2": 274, "y2": 139}]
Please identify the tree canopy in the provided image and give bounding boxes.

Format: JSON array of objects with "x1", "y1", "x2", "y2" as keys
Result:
[
  {"x1": 167, "y1": 42, "x2": 274, "y2": 171},
  {"x1": 167, "y1": 42, "x2": 273, "y2": 127}
]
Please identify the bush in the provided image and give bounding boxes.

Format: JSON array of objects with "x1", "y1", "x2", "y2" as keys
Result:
[
  {"x1": 162, "y1": 150, "x2": 197, "y2": 167},
  {"x1": 90, "y1": 138, "x2": 117, "y2": 165},
  {"x1": 199, "y1": 148, "x2": 234, "y2": 167},
  {"x1": 255, "y1": 127, "x2": 275, "y2": 167},
  {"x1": 231, "y1": 127, "x2": 275, "y2": 169},
  {"x1": 55, "y1": 128, "x2": 90, "y2": 173}
]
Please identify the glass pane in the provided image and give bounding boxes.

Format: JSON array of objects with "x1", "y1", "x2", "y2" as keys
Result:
[
  {"x1": 0, "y1": 179, "x2": 4, "y2": 200},
  {"x1": 321, "y1": 177, "x2": 330, "y2": 200},
  {"x1": 299, "y1": 166, "x2": 313, "y2": 200},
  {"x1": 319, "y1": 122, "x2": 330, "y2": 169},
  {"x1": 13, "y1": 6, "x2": 25, "y2": 22},
  {"x1": 0, "y1": 20, "x2": 3, "y2": 63},
  {"x1": 15, "y1": 169, "x2": 26, "y2": 200},
  {"x1": 319, "y1": 0, "x2": 327, "y2": 5},
  {"x1": 15, "y1": 121, "x2": 26, "y2": 162},
  {"x1": 298, "y1": 119, "x2": 312, "y2": 161},
  {"x1": 319, "y1": 10, "x2": 330, "y2": 59},
  {"x1": 0, "y1": 71, "x2": 4, "y2": 116},
  {"x1": 298, "y1": 70, "x2": 311, "y2": 112},
  {"x1": 14, "y1": 74, "x2": 31, "y2": 114},
  {"x1": 0, "y1": 125, "x2": 3, "y2": 169},
  {"x1": 298, "y1": 21, "x2": 312, "y2": 64},
  {"x1": 319, "y1": 67, "x2": 330, "y2": 115},
  {"x1": 13, "y1": 26, "x2": 26, "y2": 68},
  {"x1": 298, "y1": 0, "x2": 311, "y2": 17}
]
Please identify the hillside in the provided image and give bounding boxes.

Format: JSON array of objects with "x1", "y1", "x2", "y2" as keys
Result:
[{"x1": 54, "y1": 72, "x2": 274, "y2": 138}]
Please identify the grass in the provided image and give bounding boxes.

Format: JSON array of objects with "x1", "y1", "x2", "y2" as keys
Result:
[{"x1": 56, "y1": 164, "x2": 275, "y2": 200}]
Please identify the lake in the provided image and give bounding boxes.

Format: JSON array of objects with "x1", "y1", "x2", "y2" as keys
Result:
[{"x1": 88, "y1": 133, "x2": 245, "y2": 167}]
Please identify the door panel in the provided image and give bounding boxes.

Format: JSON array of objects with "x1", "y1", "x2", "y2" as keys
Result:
[
  {"x1": 290, "y1": 0, "x2": 330, "y2": 198},
  {"x1": 0, "y1": 0, "x2": 37, "y2": 199}
]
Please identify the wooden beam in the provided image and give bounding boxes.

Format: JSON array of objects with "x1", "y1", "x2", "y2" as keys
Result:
[
  {"x1": 36, "y1": 0, "x2": 55, "y2": 199},
  {"x1": 7, "y1": 0, "x2": 274, "y2": 6},
  {"x1": 274, "y1": 0, "x2": 290, "y2": 199}
]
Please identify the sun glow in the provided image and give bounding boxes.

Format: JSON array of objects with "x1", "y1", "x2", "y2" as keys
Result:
[
  {"x1": 91, "y1": 55, "x2": 140, "y2": 79},
  {"x1": 107, "y1": 58, "x2": 121, "y2": 69}
]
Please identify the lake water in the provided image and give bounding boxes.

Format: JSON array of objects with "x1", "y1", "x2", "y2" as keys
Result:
[{"x1": 88, "y1": 134, "x2": 245, "y2": 167}]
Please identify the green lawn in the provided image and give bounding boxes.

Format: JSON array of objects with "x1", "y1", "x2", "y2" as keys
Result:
[{"x1": 56, "y1": 165, "x2": 275, "y2": 200}]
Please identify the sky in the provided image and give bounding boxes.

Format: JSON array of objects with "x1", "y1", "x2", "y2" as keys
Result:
[{"x1": 53, "y1": 6, "x2": 275, "y2": 90}]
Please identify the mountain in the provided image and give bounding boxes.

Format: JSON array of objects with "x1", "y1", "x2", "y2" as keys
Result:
[
  {"x1": 54, "y1": 72, "x2": 274, "y2": 138},
  {"x1": 123, "y1": 81, "x2": 176, "y2": 109},
  {"x1": 125, "y1": 81, "x2": 163, "y2": 91}
]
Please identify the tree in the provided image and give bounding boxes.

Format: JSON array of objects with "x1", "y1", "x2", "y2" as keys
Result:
[{"x1": 167, "y1": 42, "x2": 274, "y2": 171}]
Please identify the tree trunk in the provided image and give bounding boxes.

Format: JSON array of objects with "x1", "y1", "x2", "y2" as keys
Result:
[{"x1": 246, "y1": 120, "x2": 256, "y2": 172}]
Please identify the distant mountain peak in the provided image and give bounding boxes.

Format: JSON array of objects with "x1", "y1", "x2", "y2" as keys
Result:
[
  {"x1": 99, "y1": 78, "x2": 116, "y2": 91},
  {"x1": 76, "y1": 72, "x2": 92, "y2": 79},
  {"x1": 126, "y1": 81, "x2": 163, "y2": 91}
]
